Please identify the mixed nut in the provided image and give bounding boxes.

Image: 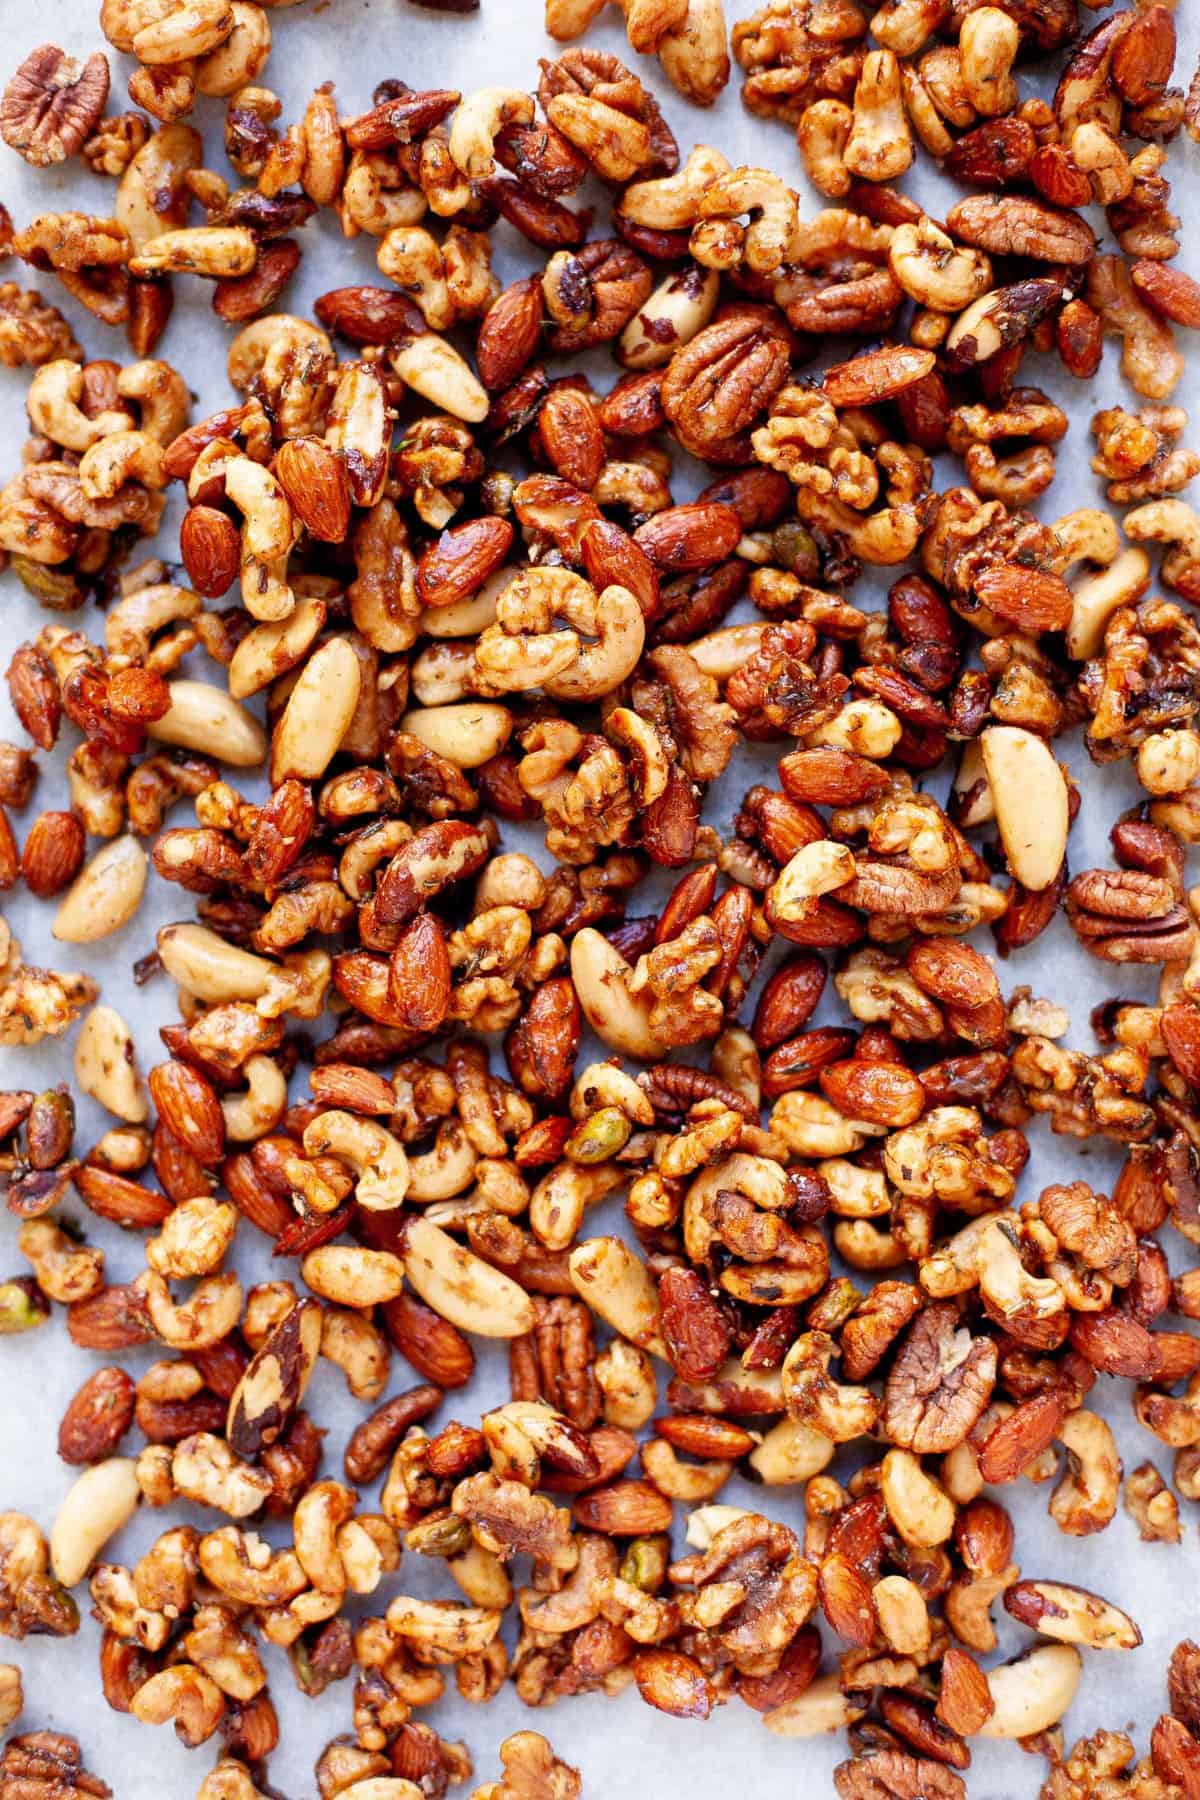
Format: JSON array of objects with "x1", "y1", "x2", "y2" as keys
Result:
[{"x1": 0, "y1": 0, "x2": 1199, "y2": 1794}]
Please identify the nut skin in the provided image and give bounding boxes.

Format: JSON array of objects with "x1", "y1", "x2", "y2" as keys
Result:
[{"x1": 20, "y1": 811, "x2": 84, "y2": 898}]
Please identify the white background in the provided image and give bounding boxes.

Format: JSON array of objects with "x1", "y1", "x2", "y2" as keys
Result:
[{"x1": 0, "y1": 1, "x2": 1199, "y2": 1795}]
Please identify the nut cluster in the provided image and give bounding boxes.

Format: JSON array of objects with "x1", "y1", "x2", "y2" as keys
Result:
[{"x1": 1, "y1": 0, "x2": 1200, "y2": 1798}]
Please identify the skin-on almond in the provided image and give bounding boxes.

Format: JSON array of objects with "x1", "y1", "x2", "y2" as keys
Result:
[
  {"x1": 821, "y1": 345, "x2": 935, "y2": 406},
  {"x1": 980, "y1": 725, "x2": 1069, "y2": 892},
  {"x1": 21, "y1": 811, "x2": 84, "y2": 898},
  {"x1": 416, "y1": 516, "x2": 515, "y2": 609},
  {"x1": 274, "y1": 437, "x2": 352, "y2": 543}
]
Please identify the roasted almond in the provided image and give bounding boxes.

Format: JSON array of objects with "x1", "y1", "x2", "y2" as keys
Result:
[
  {"x1": 415, "y1": 516, "x2": 514, "y2": 609},
  {"x1": 383, "y1": 1292, "x2": 476, "y2": 1388},
  {"x1": 314, "y1": 283, "x2": 427, "y2": 344},
  {"x1": 476, "y1": 276, "x2": 544, "y2": 391},
  {"x1": 976, "y1": 1391, "x2": 1069, "y2": 1483},
  {"x1": 634, "y1": 1650, "x2": 713, "y2": 1720},
  {"x1": 57, "y1": 1366, "x2": 136, "y2": 1465},
  {"x1": 819, "y1": 1060, "x2": 926, "y2": 1128},
  {"x1": 573, "y1": 1479, "x2": 673, "y2": 1535},
  {"x1": 6, "y1": 643, "x2": 60, "y2": 750},
  {"x1": 752, "y1": 952, "x2": 827, "y2": 1049},
  {"x1": 1112, "y1": 5, "x2": 1176, "y2": 105},
  {"x1": 179, "y1": 504, "x2": 241, "y2": 598},
  {"x1": 937, "y1": 1647, "x2": 994, "y2": 1736},
  {"x1": 538, "y1": 384, "x2": 605, "y2": 491},
  {"x1": 944, "y1": 118, "x2": 1036, "y2": 188},
  {"x1": 779, "y1": 746, "x2": 892, "y2": 807},
  {"x1": 20, "y1": 811, "x2": 84, "y2": 898},
  {"x1": 275, "y1": 437, "x2": 352, "y2": 543},
  {"x1": 973, "y1": 563, "x2": 1073, "y2": 632},
  {"x1": 66, "y1": 1283, "x2": 152, "y2": 1350},
  {"x1": 387, "y1": 912, "x2": 451, "y2": 1032},
  {"x1": 147, "y1": 1060, "x2": 226, "y2": 1167},
  {"x1": 633, "y1": 503, "x2": 742, "y2": 571},
  {"x1": 73, "y1": 1163, "x2": 173, "y2": 1228},
  {"x1": 821, "y1": 345, "x2": 935, "y2": 407}
]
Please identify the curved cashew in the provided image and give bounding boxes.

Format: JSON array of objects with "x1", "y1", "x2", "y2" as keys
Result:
[
  {"x1": 50, "y1": 1458, "x2": 140, "y2": 1586},
  {"x1": 405, "y1": 1119, "x2": 479, "y2": 1201},
  {"x1": 978, "y1": 1644, "x2": 1081, "y2": 1739},
  {"x1": 220, "y1": 1054, "x2": 287, "y2": 1142},
  {"x1": 1124, "y1": 498, "x2": 1200, "y2": 598},
  {"x1": 198, "y1": 1527, "x2": 307, "y2": 1606},
  {"x1": 150, "y1": 680, "x2": 267, "y2": 767},
  {"x1": 889, "y1": 218, "x2": 992, "y2": 312},
  {"x1": 135, "y1": 1270, "x2": 244, "y2": 1350},
  {"x1": 226, "y1": 315, "x2": 334, "y2": 394},
  {"x1": 844, "y1": 50, "x2": 912, "y2": 182},
  {"x1": 27, "y1": 360, "x2": 130, "y2": 452},
  {"x1": 223, "y1": 454, "x2": 298, "y2": 622},
  {"x1": 448, "y1": 88, "x2": 534, "y2": 180},
  {"x1": 228, "y1": 596, "x2": 326, "y2": 700},
  {"x1": 118, "y1": 359, "x2": 190, "y2": 443},
  {"x1": 619, "y1": 144, "x2": 732, "y2": 230},
  {"x1": 106, "y1": 582, "x2": 202, "y2": 661},
  {"x1": 796, "y1": 100, "x2": 854, "y2": 199},
  {"x1": 1065, "y1": 547, "x2": 1151, "y2": 660},
  {"x1": 377, "y1": 227, "x2": 453, "y2": 329},
  {"x1": 302, "y1": 1110, "x2": 409, "y2": 1211},
  {"x1": 79, "y1": 430, "x2": 166, "y2": 500},
  {"x1": 959, "y1": 6, "x2": 1019, "y2": 116},
  {"x1": 410, "y1": 640, "x2": 481, "y2": 706},
  {"x1": 695, "y1": 168, "x2": 799, "y2": 275},
  {"x1": 116, "y1": 123, "x2": 203, "y2": 252}
]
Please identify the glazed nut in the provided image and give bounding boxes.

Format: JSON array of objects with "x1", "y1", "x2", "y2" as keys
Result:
[{"x1": 53, "y1": 837, "x2": 147, "y2": 943}]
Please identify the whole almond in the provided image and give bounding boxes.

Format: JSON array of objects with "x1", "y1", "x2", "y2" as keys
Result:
[
  {"x1": 21, "y1": 811, "x2": 85, "y2": 898},
  {"x1": 752, "y1": 952, "x2": 827, "y2": 1048},
  {"x1": 180, "y1": 504, "x2": 241, "y2": 599},
  {"x1": 383, "y1": 1292, "x2": 475, "y2": 1388},
  {"x1": 275, "y1": 436, "x2": 352, "y2": 543},
  {"x1": 820, "y1": 1059, "x2": 926, "y2": 1128},
  {"x1": 538, "y1": 386, "x2": 605, "y2": 491},
  {"x1": 821, "y1": 345, "x2": 936, "y2": 407},
  {"x1": 654, "y1": 1414, "x2": 755, "y2": 1458},
  {"x1": 505, "y1": 976, "x2": 581, "y2": 1100},
  {"x1": 634, "y1": 1650, "x2": 713, "y2": 1720},
  {"x1": 1112, "y1": 4, "x2": 1175, "y2": 105},
  {"x1": 375, "y1": 820, "x2": 492, "y2": 927},
  {"x1": 74, "y1": 1163, "x2": 173, "y2": 1228},
  {"x1": 573, "y1": 1479, "x2": 673, "y2": 1535},
  {"x1": 147, "y1": 1060, "x2": 226, "y2": 1166},
  {"x1": 974, "y1": 563, "x2": 1073, "y2": 632},
  {"x1": 387, "y1": 912, "x2": 451, "y2": 1031},
  {"x1": 976, "y1": 1391, "x2": 1068, "y2": 1483},
  {"x1": 314, "y1": 283, "x2": 427, "y2": 344},
  {"x1": 780, "y1": 746, "x2": 891, "y2": 807},
  {"x1": 309, "y1": 1064, "x2": 398, "y2": 1116},
  {"x1": 633, "y1": 503, "x2": 742, "y2": 572},
  {"x1": 945, "y1": 118, "x2": 1036, "y2": 188},
  {"x1": 6, "y1": 643, "x2": 61, "y2": 750},
  {"x1": 212, "y1": 237, "x2": 301, "y2": 324},
  {"x1": 415, "y1": 516, "x2": 514, "y2": 609},
  {"x1": 580, "y1": 518, "x2": 660, "y2": 617},
  {"x1": 58, "y1": 1366, "x2": 136, "y2": 1465},
  {"x1": 476, "y1": 276, "x2": 546, "y2": 390},
  {"x1": 66, "y1": 1284, "x2": 153, "y2": 1350},
  {"x1": 937, "y1": 1647, "x2": 995, "y2": 1736}
]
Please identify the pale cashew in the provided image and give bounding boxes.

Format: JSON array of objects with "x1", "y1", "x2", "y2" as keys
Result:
[
  {"x1": 135, "y1": 1270, "x2": 244, "y2": 1350},
  {"x1": 324, "y1": 361, "x2": 389, "y2": 508},
  {"x1": 194, "y1": 0, "x2": 271, "y2": 95},
  {"x1": 301, "y1": 1246, "x2": 405, "y2": 1308},
  {"x1": 619, "y1": 145, "x2": 731, "y2": 230},
  {"x1": 228, "y1": 597, "x2": 326, "y2": 700},
  {"x1": 129, "y1": 227, "x2": 258, "y2": 279},
  {"x1": 1065, "y1": 547, "x2": 1151, "y2": 661},
  {"x1": 302, "y1": 1111, "x2": 409, "y2": 1211},
  {"x1": 226, "y1": 315, "x2": 333, "y2": 395},
  {"x1": 147, "y1": 1197, "x2": 238, "y2": 1279},
  {"x1": 764, "y1": 1672, "x2": 866, "y2": 1738},
  {"x1": 18, "y1": 1219, "x2": 103, "y2": 1304},
  {"x1": 106, "y1": 582, "x2": 201, "y2": 662},
  {"x1": 405, "y1": 1119, "x2": 479, "y2": 1201},
  {"x1": 656, "y1": 0, "x2": 730, "y2": 109},
  {"x1": 844, "y1": 50, "x2": 912, "y2": 182},
  {"x1": 694, "y1": 169, "x2": 799, "y2": 275},
  {"x1": 978, "y1": 1644, "x2": 1081, "y2": 1738},
  {"x1": 341, "y1": 150, "x2": 428, "y2": 237},
  {"x1": 171, "y1": 1435, "x2": 273, "y2": 1517},
  {"x1": 448, "y1": 88, "x2": 534, "y2": 180},
  {"x1": 410, "y1": 640, "x2": 481, "y2": 706},
  {"x1": 749, "y1": 1418, "x2": 833, "y2": 1485},
  {"x1": 157, "y1": 922, "x2": 277, "y2": 1002},
  {"x1": 959, "y1": 6, "x2": 1019, "y2": 116},
  {"x1": 221, "y1": 1054, "x2": 287, "y2": 1141},
  {"x1": 1124, "y1": 498, "x2": 1200, "y2": 596},
  {"x1": 218, "y1": 454, "x2": 297, "y2": 622},
  {"x1": 27, "y1": 360, "x2": 129, "y2": 452},
  {"x1": 118, "y1": 360, "x2": 191, "y2": 444},
  {"x1": 1050, "y1": 1409, "x2": 1120, "y2": 1536}
]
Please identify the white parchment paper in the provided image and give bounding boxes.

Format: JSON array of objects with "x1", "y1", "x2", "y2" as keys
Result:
[{"x1": 1, "y1": 0, "x2": 1200, "y2": 1793}]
